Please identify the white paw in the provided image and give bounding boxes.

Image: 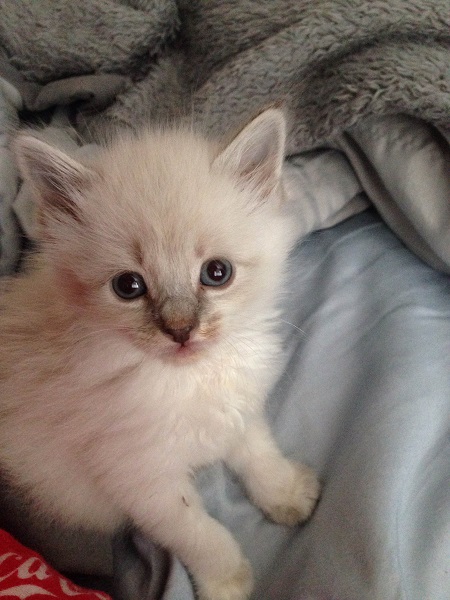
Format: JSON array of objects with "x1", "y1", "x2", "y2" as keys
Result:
[
  {"x1": 196, "y1": 558, "x2": 253, "y2": 600},
  {"x1": 261, "y1": 463, "x2": 321, "y2": 526}
]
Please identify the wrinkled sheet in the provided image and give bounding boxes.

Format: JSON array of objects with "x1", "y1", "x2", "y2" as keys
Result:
[{"x1": 115, "y1": 210, "x2": 450, "y2": 600}]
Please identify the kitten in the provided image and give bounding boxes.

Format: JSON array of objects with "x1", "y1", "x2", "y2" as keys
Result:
[{"x1": 0, "y1": 109, "x2": 320, "y2": 600}]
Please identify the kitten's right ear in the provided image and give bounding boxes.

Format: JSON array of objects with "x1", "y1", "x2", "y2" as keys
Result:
[
  {"x1": 14, "y1": 134, "x2": 97, "y2": 223},
  {"x1": 213, "y1": 108, "x2": 286, "y2": 199}
]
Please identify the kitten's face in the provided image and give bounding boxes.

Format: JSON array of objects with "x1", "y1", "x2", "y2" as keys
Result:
[{"x1": 15, "y1": 110, "x2": 295, "y2": 362}]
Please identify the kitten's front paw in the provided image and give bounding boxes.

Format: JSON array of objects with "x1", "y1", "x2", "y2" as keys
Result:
[
  {"x1": 196, "y1": 558, "x2": 253, "y2": 600},
  {"x1": 263, "y1": 463, "x2": 320, "y2": 526}
]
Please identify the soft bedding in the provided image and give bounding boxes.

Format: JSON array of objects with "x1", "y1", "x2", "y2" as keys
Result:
[{"x1": 0, "y1": 1, "x2": 449, "y2": 599}]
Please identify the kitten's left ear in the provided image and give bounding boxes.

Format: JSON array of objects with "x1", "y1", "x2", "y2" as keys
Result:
[
  {"x1": 213, "y1": 108, "x2": 286, "y2": 199},
  {"x1": 14, "y1": 134, "x2": 97, "y2": 223}
]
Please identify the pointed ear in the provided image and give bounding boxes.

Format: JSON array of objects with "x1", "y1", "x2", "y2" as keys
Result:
[
  {"x1": 213, "y1": 108, "x2": 286, "y2": 198},
  {"x1": 14, "y1": 134, "x2": 97, "y2": 223}
]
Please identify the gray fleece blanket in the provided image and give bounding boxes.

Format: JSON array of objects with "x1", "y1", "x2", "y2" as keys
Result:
[{"x1": 0, "y1": 2, "x2": 449, "y2": 599}]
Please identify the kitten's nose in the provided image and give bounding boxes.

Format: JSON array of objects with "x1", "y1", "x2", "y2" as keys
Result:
[
  {"x1": 157, "y1": 296, "x2": 199, "y2": 345},
  {"x1": 163, "y1": 325, "x2": 193, "y2": 345}
]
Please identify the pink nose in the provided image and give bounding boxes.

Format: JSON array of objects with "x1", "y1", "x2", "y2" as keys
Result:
[
  {"x1": 162, "y1": 325, "x2": 194, "y2": 344},
  {"x1": 157, "y1": 296, "x2": 199, "y2": 344}
]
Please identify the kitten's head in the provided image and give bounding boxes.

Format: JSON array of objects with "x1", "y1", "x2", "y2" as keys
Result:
[{"x1": 15, "y1": 109, "x2": 297, "y2": 362}]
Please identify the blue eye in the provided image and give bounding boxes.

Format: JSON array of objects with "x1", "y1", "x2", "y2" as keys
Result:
[
  {"x1": 112, "y1": 272, "x2": 147, "y2": 300},
  {"x1": 200, "y1": 259, "x2": 233, "y2": 287}
]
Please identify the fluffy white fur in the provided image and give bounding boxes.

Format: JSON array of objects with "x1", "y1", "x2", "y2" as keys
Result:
[{"x1": 0, "y1": 109, "x2": 320, "y2": 600}]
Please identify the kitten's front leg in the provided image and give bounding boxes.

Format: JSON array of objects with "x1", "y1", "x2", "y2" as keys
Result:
[
  {"x1": 133, "y1": 477, "x2": 253, "y2": 600},
  {"x1": 226, "y1": 417, "x2": 320, "y2": 526}
]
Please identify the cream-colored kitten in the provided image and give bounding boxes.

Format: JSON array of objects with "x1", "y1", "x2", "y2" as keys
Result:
[{"x1": 0, "y1": 109, "x2": 319, "y2": 600}]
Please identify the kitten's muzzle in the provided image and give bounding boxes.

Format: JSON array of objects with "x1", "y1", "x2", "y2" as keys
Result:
[{"x1": 155, "y1": 296, "x2": 200, "y2": 345}]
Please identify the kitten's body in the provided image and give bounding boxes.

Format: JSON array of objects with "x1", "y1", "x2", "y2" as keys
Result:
[
  {"x1": 0, "y1": 111, "x2": 319, "y2": 600},
  {"x1": 1, "y1": 259, "x2": 281, "y2": 532}
]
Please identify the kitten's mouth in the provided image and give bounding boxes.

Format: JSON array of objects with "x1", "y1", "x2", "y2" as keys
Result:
[{"x1": 164, "y1": 339, "x2": 206, "y2": 362}]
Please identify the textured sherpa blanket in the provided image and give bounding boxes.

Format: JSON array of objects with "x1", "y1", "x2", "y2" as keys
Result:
[{"x1": 92, "y1": 0, "x2": 450, "y2": 149}]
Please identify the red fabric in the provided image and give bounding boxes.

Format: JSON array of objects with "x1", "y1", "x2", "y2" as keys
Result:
[{"x1": 0, "y1": 529, "x2": 111, "y2": 599}]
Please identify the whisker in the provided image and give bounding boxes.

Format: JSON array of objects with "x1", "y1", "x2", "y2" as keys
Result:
[{"x1": 278, "y1": 318, "x2": 307, "y2": 337}]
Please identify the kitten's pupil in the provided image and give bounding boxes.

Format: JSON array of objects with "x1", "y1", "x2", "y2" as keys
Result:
[
  {"x1": 200, "y1": 259, "x2": 232, "y2": 287},
  {"x1": 208, "y1": 261, "x2": 225, "y2": 281},
  {"x1": 112, "y1": 272, "x2": 147, "y2": 300}
]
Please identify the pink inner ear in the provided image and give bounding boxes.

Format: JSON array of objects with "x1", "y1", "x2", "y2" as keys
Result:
[
  {"x1": 215, "y1": 109, "x2": 286, "y2": 199},
  {"x1": 239, "y1": 152, "x2": 280, "y2": 198},
  {"x1": 41, "y1": 187, "x2": 83, "y2": 222},
  {"x1": 15, "y1": 134, "x2": 96, "y2": 224}
]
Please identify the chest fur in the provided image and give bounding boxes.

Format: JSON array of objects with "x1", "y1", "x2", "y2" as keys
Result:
[
  {"x1": 1, "y1": 333, "x2": 279, "y2": 478},
  {"x1": 127, "y1": 359, "x2": 266, "y2": 468}
]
